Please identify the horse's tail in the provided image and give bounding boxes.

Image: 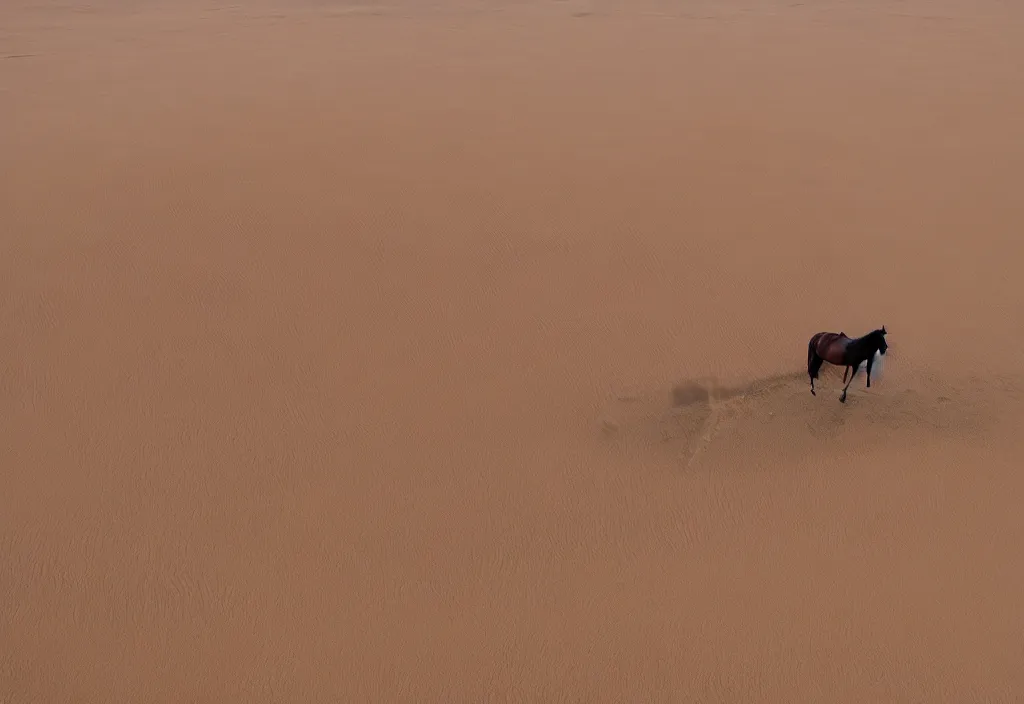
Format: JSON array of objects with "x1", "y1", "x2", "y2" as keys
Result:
[{"x1": 807, "y1": 335, "x2": 821, "y2": 379}]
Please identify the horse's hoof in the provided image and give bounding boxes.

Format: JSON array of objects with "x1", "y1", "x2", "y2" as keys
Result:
[{"x1": 839, "y1": 396, "x2": 847, "y2": 404}]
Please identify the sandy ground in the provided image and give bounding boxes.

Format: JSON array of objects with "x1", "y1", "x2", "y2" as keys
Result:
[{"x1": 4, "y1": 1, "x2": 1024, "y2": 701}]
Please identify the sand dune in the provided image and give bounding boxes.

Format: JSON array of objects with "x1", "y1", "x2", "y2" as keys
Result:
[{"x1": 3, "y1": 0, "x2": 1024, "y2": 701}]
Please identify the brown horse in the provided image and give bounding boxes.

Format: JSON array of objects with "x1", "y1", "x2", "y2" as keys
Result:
[{"x1": 807, "y1": 326, "x2": 888, "y2": 403}]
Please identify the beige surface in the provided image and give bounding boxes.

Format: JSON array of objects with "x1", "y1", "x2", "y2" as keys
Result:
[{"x1": 4, "y1": 1, "x2": 1024, "y2": 701}]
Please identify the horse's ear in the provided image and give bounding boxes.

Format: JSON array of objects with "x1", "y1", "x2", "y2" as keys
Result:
[{"x1": 882, "y1": 325, "x2": 887, "y2": 334}]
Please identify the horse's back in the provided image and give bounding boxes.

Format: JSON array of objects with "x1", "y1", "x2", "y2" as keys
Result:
[
  {"x1": 811, "y1": 331, "x2": 850, "y2": 362},
  {"x1": 811, "y1": 331, "x2": 844, "y2": 346}
]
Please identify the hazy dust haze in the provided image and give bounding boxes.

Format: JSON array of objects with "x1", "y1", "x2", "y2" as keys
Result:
[{"x1": 3, "y1": 0, "x2": 1024, "y2": 701}]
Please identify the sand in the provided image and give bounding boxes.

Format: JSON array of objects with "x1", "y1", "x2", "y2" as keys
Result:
[{"x1": 3, "y1": 0, "x2": 1024, "y2": 701}]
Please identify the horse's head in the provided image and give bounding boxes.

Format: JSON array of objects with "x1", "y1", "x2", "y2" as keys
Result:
[{"x1": 876, "y1": 326, "x2": 888, "y2": 355}]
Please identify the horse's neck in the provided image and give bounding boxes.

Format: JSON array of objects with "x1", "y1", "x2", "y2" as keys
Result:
[{"x1": 849, "y1": 334, "x2": 879, "y2": 355}]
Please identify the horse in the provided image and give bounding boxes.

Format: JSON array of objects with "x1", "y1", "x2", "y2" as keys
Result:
[{"x1": 807, "y1": 326, "x2": 888, "y2": 403}]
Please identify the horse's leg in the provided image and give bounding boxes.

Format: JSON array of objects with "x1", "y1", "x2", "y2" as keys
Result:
[
  {"x1": 842, "y1": 366, "x2": 850, "y2": 383},
  {"x1": 866, "y1": 354, "x2": 874, "y2": 388},
  {"x1": 840, "y1": 362, "x2": 860, "y2": 403}
]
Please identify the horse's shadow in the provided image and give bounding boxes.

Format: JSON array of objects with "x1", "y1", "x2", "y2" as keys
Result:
[
  {"x1": 600, "y1": 372, "x2": 805, "y2": 467},
  {"x1": 670, "y1": 371, "x2": 806, "y2": 408}
]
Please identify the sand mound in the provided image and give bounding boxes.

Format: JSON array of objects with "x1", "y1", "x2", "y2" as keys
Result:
[{"x1": 600, "y1": 367, "x2": 1020, "y2": 472}]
